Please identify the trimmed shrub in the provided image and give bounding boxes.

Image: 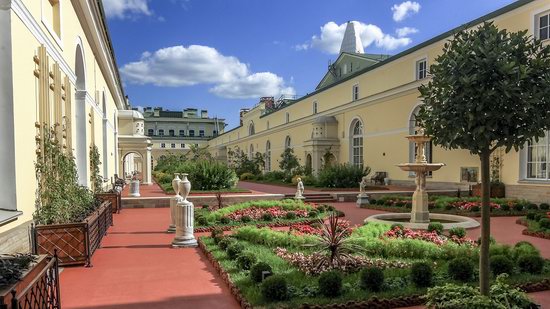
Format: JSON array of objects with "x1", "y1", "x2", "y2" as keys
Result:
[
  {"x1": 477, "y1": 236, "x2": 496, "y2": 246},
  {"x1": 369, "y1": 198, "x2": 377, "y2": 205},
  {"x1": 261, "y1": 276, "x2": 288, "y2": 301},
  {"x1": 513, "y1": 204, "x2": 524, "y2": 212},
  {"x1": 240, "y1": 172, "x2": 255, "y2": 181},
  {"x1": 410, "y1": 262, "x2": 433, "y2": 287},
  {"x1": 448, "y1": 227, "x2": 466, "y2": 239},
  {"x1": 540, "y1": 203, "x2": 550, "y2": 210},
  {"x1": 501, "y1": 204, "x2": 511, "y2": 211},
  {"x1": 227, "y1": 243, "x2": 245, "y2": 259},
  {"x1": 285, "y1": 211, "x2": 297, "y2": 220},
  {"x1": 390, "y1": 223, "x2": 405, "y2": 230},
  {"x1": 211, "y1": 227, "x2": 224, "y2": 243},
  {"x1": 444, "y1": 204, "x2": 454, "y2": 211},
  {"x1": 308, "y1": 210, "x2": 319, "y2": 218},
  {"x1": 427, "y1": 222, "x2": 444, "y2": 235},
  {"x1": 526, "y1": 203, "x2": 539, "y2": 210},
  {"x1": 250, "y1": 262, "x2": 273, "y2": 283},
  {"x1": 526, "y1": 212, "x2": 537, "y2": 220},
  {"x1": 196, "y1": 216, "x2": 208, "y2": 226},
  {"x1": 236, "y1": 252, "x2": 257, "y2": 270},
  {"x1": 318, "y1": 271, "x2": 343, "y2": 297},
  {"x1": 202, "y1": 204, "x2": 209, "y2": 209},
  {"x1": 359, "y1": 267, "x2": 384, "y2": 292},
  {"x1": 539, "y1": 218, "x2": 550, "y2": 230},
  {"x1": 262, "y1": 213, "x2": 273, "y2": 221},
  {"x1": 241, "y1": 215, "x2": 252, "y2": 223},
  {"x1": 447, "y1": 257, "x2": 474, "y2": 282},
  {"x1": 470, "y1": 205, "x2": 480, "y2": 212},
  {"x1": 317, "y1": 163, "x2": 371, "y2": 188},
  {"x1": 220, "y1": 217, "x2": 230, "y2": 224},
  {"x1": 376, "y1": 199, "x2": 386, "y2": 205},
  {"x1": 490, "y1": 255, "x2": 514, "y2": 276},
  {"x1": 513, "y1": 241, "x2": 539, "y2": 260},
  {"x1": 218, "y1": 237, "x2": 234, "y2": 251},
  {"x1": 517, "y1": 255, "x2": 545, "y2": 274},
  {"x1": 533, "y1": 213, "x2": 544, "y2": 222}
]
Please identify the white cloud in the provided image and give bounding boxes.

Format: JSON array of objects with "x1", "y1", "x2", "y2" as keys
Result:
[
  {"x1": 396, "y1": 27, "x2": 418, "y2": 37},
  {"x1": 103, "y1": 0, "x2": 152, "y2": 19},
  {"x1": 392, "y1": 1, "x2": 421, "y2": 22},
  {"x1": 120, "y1": 45, "x2": 294, "y2": 99},
  {"x1": 301, "y1": 21, "x2": 413, "y2": 54}
]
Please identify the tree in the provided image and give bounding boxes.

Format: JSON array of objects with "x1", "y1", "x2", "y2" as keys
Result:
[
  {"x1": 416, "y1": 22, "x2": 550, "y2": 295},
  {"x1": 279, "y1": 148, "x2": 299, "y2": 177}
]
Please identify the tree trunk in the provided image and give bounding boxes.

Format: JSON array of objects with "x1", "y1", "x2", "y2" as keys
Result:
[{"x1": 479, "y1": 150, "x2": 491, "y2": 295}]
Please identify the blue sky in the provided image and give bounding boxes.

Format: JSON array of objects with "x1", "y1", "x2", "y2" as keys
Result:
[{"x1": 104, "y1": 0, "x2": 516, "y2": 129}]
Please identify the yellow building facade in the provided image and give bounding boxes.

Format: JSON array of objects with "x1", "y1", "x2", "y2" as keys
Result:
[
  {"x1": 209, "y1": 0, "x2": 550, "y2": 203},
  {"x1": 0, "y1": 0, "x2": 127, "y2": 252}
]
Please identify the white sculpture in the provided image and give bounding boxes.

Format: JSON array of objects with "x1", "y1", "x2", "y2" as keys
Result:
[
  {"x1": 172, "y1": 173, "x2": 197, "y2": 247},
  {"x1": 295, "y1": 178, "x2": 305, "y2": 200},
  {"x1": 356, "y1": 176, "x2": 370, "y2": 207},
  {"x1": 166, "y1": 173, "x2": 181, "y2": 233}
]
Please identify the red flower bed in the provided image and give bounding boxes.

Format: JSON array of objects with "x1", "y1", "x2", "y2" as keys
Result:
[
  {"x1": 449, "y1": 201, "x2": 501, "y2": 211},
  {"x1": 289, "y1": 221, "x2": 353, "y2": 237},
  {"x1": 384, "y1": 226, "x2": 477, "y2": 247},
  {"x1": 225, "y1": 206, "x2": 308, "y2": 221}
]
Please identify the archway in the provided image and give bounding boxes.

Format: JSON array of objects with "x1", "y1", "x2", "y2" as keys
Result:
[
  {"x1": 122, "y1": 151, "x2": 144, "y2": 181},
  {"x1": 75, "y1": 42, "x2": 88, "y2": 186}
]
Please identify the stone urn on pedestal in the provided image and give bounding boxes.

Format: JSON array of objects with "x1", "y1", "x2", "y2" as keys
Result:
[
  {"x1": 397, "y1": 129, "x2": 445, "y2": 223},
  {"x1": 172, "y1": 174, "x2": 197, "y2": 247},
  {"x1": 166, "y1": 173, "x2": 181, "y2": 233},
  {"x1": 129, "y1": 178, "x2": 140, "y2": 197}
]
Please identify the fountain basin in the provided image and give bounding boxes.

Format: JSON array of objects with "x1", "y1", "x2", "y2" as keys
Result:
[
  {"x1": 365, "y1": 213, "x2": 479, "y2": 230},
  {"x1": 396, "y1": 163, "x2": 445, "y2": 173}
]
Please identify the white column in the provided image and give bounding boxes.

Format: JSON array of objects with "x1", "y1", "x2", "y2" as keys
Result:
[{"x1": 144, "y1": 146, "x2": 152, "y2": 184}]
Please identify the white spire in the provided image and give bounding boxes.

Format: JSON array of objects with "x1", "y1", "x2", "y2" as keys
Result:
[{"x1": 339, "y1": 21, "x2": 364, "y2": 54}]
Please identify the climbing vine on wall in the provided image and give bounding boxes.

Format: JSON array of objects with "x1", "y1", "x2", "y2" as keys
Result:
[
  {"x1": 34, "y1": 125, "x2": 96, "y2": 225},
  {"x1": 90, "y1": 144, "x2": 103, "y2": 193}
]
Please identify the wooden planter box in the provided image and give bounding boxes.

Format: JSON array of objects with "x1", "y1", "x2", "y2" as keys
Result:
[
  {"x1": 31, "y1": 201, "x2": 113, "y2": 267},
  {"x1": 0, "y1": 255, "x2": 60, "y2": 309},
  {"x1": 472, "y1": 183, "x2": 506, "y2": 198},
  {"x1": 96, "y1": 192, "x2": 121, "y2": 213}
]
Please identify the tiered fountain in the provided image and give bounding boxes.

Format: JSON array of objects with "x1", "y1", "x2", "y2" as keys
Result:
[{"x1": 365, "y1": 129, "x2": 479, "y2": 230}]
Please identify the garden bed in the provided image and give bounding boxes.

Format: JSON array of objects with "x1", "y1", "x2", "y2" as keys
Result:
[
  {"x1": 31, "y1": 201, "x2": 113, "y2": 266},
  {"x1": 194, "y1": 200, "x2": 338, "y2": 232},
  {"x1": 516, "y1": 215, "x2": 550, "y2": 240},
  {"x1": 365, "y1": 195, "x2": 548, "y2": 217},
  {"x1": 0, "y1": 254, "x2": 60, "y2": 308},
  {"x1": 197, "y1": 220, "x2": 550, "y2": 308},
  {"x1": 96, "y1": 192, "x2": 122, "y2": 213}
]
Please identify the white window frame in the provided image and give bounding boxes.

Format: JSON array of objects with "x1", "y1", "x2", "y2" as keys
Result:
[
  {"x1": 416, "y1": 58, "x2": 428, "y2": 80},
  {"x1": 170, "y1": 143, "x2": 176, "y2": 149},
  {"x1": 158, "y1": 129, "x2": 164, "y2": 136},
  {"x1": 524, "y1": 131, "x2": 549, "y2": 181},
  {"x1": 40, "y1": 0, "x2": 64, "y2": 49},
  {"x1": 160, "y1": 143, "x2": 166, "y2": 148},
  {"x1": 180, "y1": 143, "x2": 185, "y2": 148},
  {"x1": 352, "y1": 84, "x2": 359, "y2": 101},
  {"x1": 147, "y1": 129, "x2": 154, "y2": 136},
  {"x1": 179, "y1": 129, "x2": 185, "y2": 136},
  {"x1": 350, "y1": 118, "x2": 363, "y2": 167},
  {"x1": 534, "y1": 9, "x2": 550, "y2": 41}
]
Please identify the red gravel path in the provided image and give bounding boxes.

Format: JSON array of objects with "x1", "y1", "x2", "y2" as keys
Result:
[{"x1": 60, "y1": 208, "x2": 239, "y2": 309}]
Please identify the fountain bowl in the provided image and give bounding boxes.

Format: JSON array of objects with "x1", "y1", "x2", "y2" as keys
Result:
[
  {"x1": 396, "y1": 163, "x2": 445, "y2": 173},
  {"x1": 365, "y1": 212, "x2": 479, "y2": 230}
]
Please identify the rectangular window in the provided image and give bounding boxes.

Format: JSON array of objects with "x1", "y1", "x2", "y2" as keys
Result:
[
  {"x1": 416, "y1": 59, "x2": 427, "y2": 80},
  {"x1": 313, "y1": 101, "x2": 318, "y2": 114},
  {"x1": 213, "y1": 130, "x2": 218, "y2": 136},
  {"x1": 171, "y1": 143, "x2": 176, "y2": 148},
  {"x1": 169, "y1": 129, "x2": 175, "y2": 136},
  {"x1": 158, "y1": 129, "x2": 164, "y2": 136},
  {"x1": 180, "y1": 143, "x2": 185, "y2": 148},
  {"x1": 526, "y1": 132, "x2": 549, "y2": 180},
  {"x1": 537, "y1": 12, "x2": 549, "y2": 40},
  {"x1": 160, "y1": 143, "x2": 166, "y2": 148},
  {"x1": 285, "y1": 113, "x2": 289, "y2": 124},
  {"x1": 189, "y1": 130, "x2": 195, "y2": 137},
  {"x1": 147, "y1": 129, "x2": 154, "y2": 136},
  {"x1": 179, "y1": 130, "x2": 185, "y2": 136},
  {"x1": 199, "y1": 130, "x2": 205, "y2": 137},
  {"x1": 352, "y1": 84, "x2": 359, "y2": 101}
]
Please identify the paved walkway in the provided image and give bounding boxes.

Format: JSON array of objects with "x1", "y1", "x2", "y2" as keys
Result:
[{"x1": 60, "y1": 208, "x2": 239, "y2": 309}]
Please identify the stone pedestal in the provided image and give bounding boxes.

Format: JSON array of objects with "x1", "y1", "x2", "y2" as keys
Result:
[
  {"x1": 356, "y1": 194, "x2": 370, "y2": 208},
  {"x1": 129, "y1": 180, "x2": 140, "y2": 197},
  {"x1": 411, "y1": 189, "x2": 429, "y2": 223},
  {"x1": 172, "y1": 199, "x2": 197, "y2": 247},
  {"x1": 166, "y1": 196, "x2": 179, "y2": 233}
]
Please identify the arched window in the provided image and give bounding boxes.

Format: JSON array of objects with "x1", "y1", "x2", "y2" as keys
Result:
[
  {"x1": 249, "y1": 122, "x2": 255, "y2": 135},
  {"x1": 285, "y1": 136, "x2": 291, "y2": 149},
  {"x1": 285, "y1": 112, "x2": 289, "y2": 124},
  {"x1": 313, "y1": 101, "x2": 318, "y2": 114},
  {"x1": 350, "y1": 119, "x2": 363, "y2": 167},
  {"x1": 265, "y1": 141, "x2": 271, "y2": 172},
  {"x1": 249, "y1": 144, "x2": 254, "y2": 159},
  {"x1": 409, "y1": 105, "x2": 432, "y2": 175}
]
